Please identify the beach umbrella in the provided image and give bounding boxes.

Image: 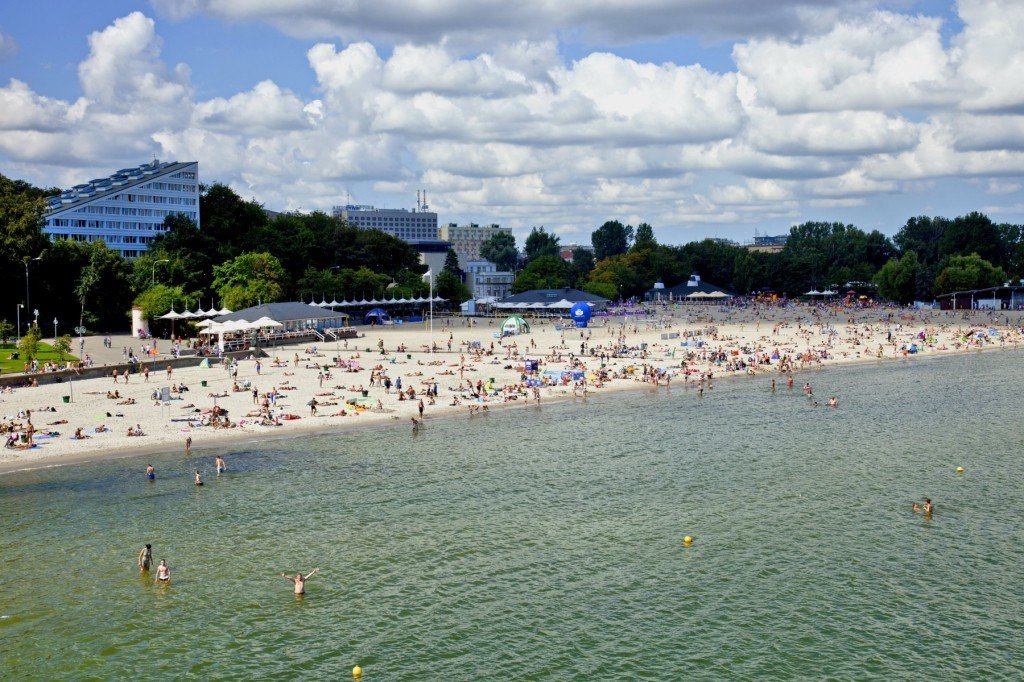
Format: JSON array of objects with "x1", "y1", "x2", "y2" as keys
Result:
[
  {"x1": 158, "y1": 310, "x2": 183, "y2": 319},
  {"x1": 217, "y1": 307, "x2": 233, "y2": 315},
  {"x1": 252, "y1": 316, "x2": 283, "y2": 328},
  {"x1": 196, "y1": 319, "x2": 216, "y2": 328}
]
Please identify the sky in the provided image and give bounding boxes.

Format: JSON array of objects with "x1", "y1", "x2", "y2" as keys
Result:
[{"x1": 2, "y1": 0, "x2": 1024, "y2": 246}]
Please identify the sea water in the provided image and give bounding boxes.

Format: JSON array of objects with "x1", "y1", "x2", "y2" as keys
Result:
[{"x1": 1, "y1": 351, "x2": 1023, "y2": 679}]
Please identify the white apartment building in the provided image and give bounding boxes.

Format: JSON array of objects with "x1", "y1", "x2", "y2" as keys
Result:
[
  {"x1": 438, "y1": 223, "x2": 513, "y2": 268},
  {"x1": 43, "y1": 160, "x2": 200, "y2": 259},
  {"x1": 333, "y1": 204, "x2": 438, "y2": 242}
]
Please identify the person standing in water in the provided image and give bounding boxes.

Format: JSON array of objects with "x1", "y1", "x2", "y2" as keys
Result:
[
  {"x1": 155, "y1": 559, "x2": 171, "y2": 584},
  {"x1": 215, "y1": 456, "x2": 226, "y2": 474},
  {"x1": 280, "y1": 568, "x2": 320, "y2": 595},
  {"x1": 138, "y1": 544, "x2": 153, "y2": 572},
  {"x1": 185, "y1": 435, "x2": 192, "y2": 455},
  {"x1": 146, "y1": 464, "x2": 155, "y2": 480},
  {"x1": 194, "y1": 470, "x2": 203, "y2": 486}
]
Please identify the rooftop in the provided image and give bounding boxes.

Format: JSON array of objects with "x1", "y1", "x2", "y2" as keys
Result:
[{"x1": 45, "y1": 160, "x2": 197, "y2": 216}]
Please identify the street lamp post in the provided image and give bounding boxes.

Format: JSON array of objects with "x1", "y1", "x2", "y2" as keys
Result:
[
  {"x1": 24, "y1": 256, "x2": 41, "y2": 332},
  {"x1": 53, "y1": 317, "x2": 58, "y2": 344},
  {"x1": 16, "y1": 304, "x2": 22, "y2": 343},
  {"x1": 152, "y1": 258, "x2": 170, "y2": 286}
]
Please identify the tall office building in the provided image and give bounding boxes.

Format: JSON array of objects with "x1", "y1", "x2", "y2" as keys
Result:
[
  {"x1": 438, "y1": 223, "x2": 513, "y2": 268},
  {"x1": 43, "y1": 160, "x2": 200, "y2": 259},
  {"x1": 332, "y1": 204, "x2": 439, "y2": 242}
]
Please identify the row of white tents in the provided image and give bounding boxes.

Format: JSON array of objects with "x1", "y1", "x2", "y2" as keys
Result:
[
  {"x1": 492, "y1": 298, "x2": 581, "y2": 310},
  {"x1": 159, "y1": 307, "x2": 233, "y2": 320},
  {"x1": 308, "y1": 296, "x2": 445, "y2": 307}
]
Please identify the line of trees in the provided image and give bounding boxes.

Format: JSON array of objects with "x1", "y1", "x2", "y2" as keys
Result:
[
  {"x1": 485, "y1": 213, "x2": 1024, "y2": 304},
  {"x1": 3, "y1": 168, "x2": 1023, "y2": 341}
]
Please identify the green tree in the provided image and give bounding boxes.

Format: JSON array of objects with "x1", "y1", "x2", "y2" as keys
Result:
[
  {"x1": 894, "y1": 216, "x2": 946, "y2": 265},
  {"x1": 17, "y1": 325, "x2": 41, "y2": 361},
  {"x1": 0, "y1": 319, "x2": 13, "y2": 344},
  {"x1": 512, "y1": 254, "x2": 571, "y2": 293},
  {"x1": 570, "y1": 247, "x2": 595, "y2": 287},
  {"x1": 874, "y1": 251, "x2": 922, "y2": 303},
  {"x1": 583, "y1": 281, "x2": 617, "y2": 300},
  {"x1": 633, "y1": 222, "x2": 656, "y2": 249},
  {"x1": 587, "y1": 254, "x2": 646, "y2": 299},
  {"x1": 732, "y1": 253, "x2": 760, "y2": 294},
  {"x1": 133, "y1": 284, "x2": 191, "y2": 320},
  {"x1": 937, "y1": 212, "x2": 1006, "y2": 268},
  {"x1": 442, "y1": 248, "x2": 464, "y2": 280},
  {"x1": 592, "y1": 220, "x2": 633, "y2": 261},
  {"x1": 524, "y1": 227, "x2": 560, "y2": 263},
  {"x1": 435, "y1": 270, "x2": 470, "y2": 306},
  {"x1": 479, "y1": 232, "x2": 518, "y2": 271},
  {"x1": 933, "y1": 253, "x2": 1006, "y2": 295},
  {"x1": 212, "y1": 252, "x2": 287, "y2": 310},
  {"x1": 54, "y1": 334, "x2": 72, "y2": 362}
]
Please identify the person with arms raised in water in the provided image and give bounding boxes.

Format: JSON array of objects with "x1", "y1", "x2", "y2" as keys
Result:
[{"x1": 280, "y1": 567, "x2": 320, "y2": 595}]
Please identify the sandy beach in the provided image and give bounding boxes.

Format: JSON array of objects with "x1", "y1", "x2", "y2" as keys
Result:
[{"x1": 2, "y1": 303, "x2": 1020, "y2": 473}]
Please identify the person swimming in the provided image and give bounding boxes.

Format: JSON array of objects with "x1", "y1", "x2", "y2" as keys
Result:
[
  {"x1": 146, "y1": 465, "x2": 155, "y2": 480},
  {"x1": 194, "y1": 470, "x2": 203, "y2": 486}
]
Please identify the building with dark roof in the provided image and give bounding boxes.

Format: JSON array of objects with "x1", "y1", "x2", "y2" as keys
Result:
[
  {"x1": 214, "y1": 302, "x2": 349, "y2": 332},
  {"x1": 646, "y1": 273, "x2": 735, "y2": 301},
  {"x1": 495, "y1": 288, "x2": 609, "y2": 311},
  {"x1": 43, "y1": 160, "x2": 200, "y2": 259}
]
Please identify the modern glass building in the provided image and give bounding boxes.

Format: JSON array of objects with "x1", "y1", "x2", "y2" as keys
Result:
[{"x1": 43, "y1": 160, "x2": 200, "y2": 259}]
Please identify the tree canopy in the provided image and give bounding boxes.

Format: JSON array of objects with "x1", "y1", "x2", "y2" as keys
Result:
[
  {"x1": 524, "y1": 227, "x2": 560, "y2": 263},
  {"x1": 592, "y1": 220, "x2": 633, "y2": 261},
  {"x1": 479, "y1": 232, "x2": 518, "y2": 271}
]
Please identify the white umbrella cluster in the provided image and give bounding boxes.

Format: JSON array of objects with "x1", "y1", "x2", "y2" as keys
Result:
[
  {"x1": 158, "y1": 305, "x2": 233, "y2": 320},
  {"x1": 196, "y1": 317, "x2": 283, "y2": 335}
]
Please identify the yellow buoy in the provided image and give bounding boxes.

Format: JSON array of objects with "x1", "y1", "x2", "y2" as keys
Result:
[
  {"x1": 353, "y1": 665, "x2": 362, "y2": 677},
  {"x1": 956, "y1": 467, "x2": 964, "y2": 475},
  {"x1": 683, "y1": 536, "x2": 693, "y2": 546}
]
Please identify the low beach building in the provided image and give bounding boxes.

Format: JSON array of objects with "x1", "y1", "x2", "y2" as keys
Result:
[
  {"x1": 213, "y1": 302, "x2": 349, "y2": 333},
  {"x1": 494, "y1": 288, "x2": 609, "y2": 313},
  {"x1": 646, "y1": 273, "x2": 735, "y2": 302}
]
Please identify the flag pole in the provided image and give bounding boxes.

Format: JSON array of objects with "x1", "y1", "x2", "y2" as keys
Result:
[{"x1": 429, "y1": 271, "x2": 434, "y2": 355}]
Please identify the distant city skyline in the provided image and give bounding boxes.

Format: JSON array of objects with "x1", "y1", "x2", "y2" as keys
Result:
[{"x1": 2, "y1": 1, "x2": 1023, "y2": 245}]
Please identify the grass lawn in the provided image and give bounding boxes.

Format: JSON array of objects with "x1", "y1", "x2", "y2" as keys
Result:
[{"x1": 0, "y1": 343, "x2": 79, "y2": 375}]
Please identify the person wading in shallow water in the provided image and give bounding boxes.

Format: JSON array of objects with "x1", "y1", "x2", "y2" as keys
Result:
[{"x1": 280, "y1": 568, "x2": 320, "y2": 595}]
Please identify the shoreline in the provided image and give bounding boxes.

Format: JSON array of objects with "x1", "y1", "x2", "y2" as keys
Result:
[
  {"x1": 2, "y1": 306, "x2": 1020, "y2": 476},
  {"x1": 2, "y1": 343, "x2": 1015, "y2": 476}
]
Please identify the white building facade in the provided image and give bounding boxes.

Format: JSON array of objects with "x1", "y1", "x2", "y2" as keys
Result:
[
  {"x1": 43, "y1": 160, "x2": 200, "y2": 259},
  {"x1": 465, "y1": 260, "x2": 514, "y2": 300},
  {"x1": 333, "y1": 204, "x2": 438, "y2": 242},
  {"x1": 438, "y1": 223, "x2": 513, "y2": 268}
]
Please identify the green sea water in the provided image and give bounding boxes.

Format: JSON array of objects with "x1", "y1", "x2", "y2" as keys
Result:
[{"x1": 2, "y1": 351, "x2": 1023, "y2": 680}]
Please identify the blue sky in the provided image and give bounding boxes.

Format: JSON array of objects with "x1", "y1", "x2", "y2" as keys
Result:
[{"x1": 2, "y1": 0, "x2": 1022, "y2": 245}]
